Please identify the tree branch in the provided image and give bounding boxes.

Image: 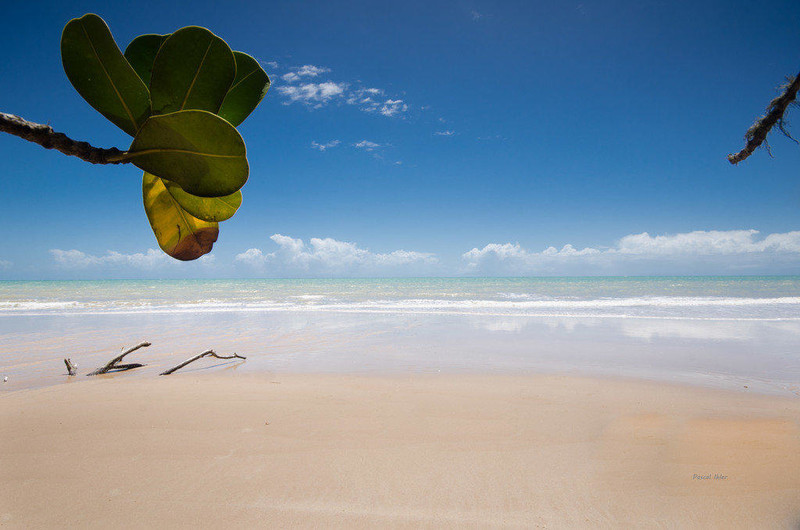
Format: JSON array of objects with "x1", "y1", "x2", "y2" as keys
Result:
[
  {"x1": 728, "y1": 71, "x2": 800, "y2": 164},
  {"x1": 88, "y1": 341, "x2": 151, "y2": 376},
  {"x1": 0, "y1": 112, "x2": 128, "y2": 165},
  {"x1": 160, "y1": 350, "x2": 246, "y2": 375},
  {"x1": 64, "y1": 358, "x2": 77, "y2": 376}
]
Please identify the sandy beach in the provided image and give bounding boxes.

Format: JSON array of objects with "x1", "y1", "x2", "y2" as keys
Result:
[
  {"x1": 2, "y1": 0, "x2": 800, "y2": 523},
  {"x1": 1, "y1": 372, "x2": 799, "y2": 528},
  {"x1": 2, "y1": 279, "x2": 799, "y2": 527}
]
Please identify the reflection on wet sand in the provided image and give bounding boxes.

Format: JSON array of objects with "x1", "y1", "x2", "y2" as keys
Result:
[{"x1": 2, "y1": 310, "x2": 799, "y2": 395}]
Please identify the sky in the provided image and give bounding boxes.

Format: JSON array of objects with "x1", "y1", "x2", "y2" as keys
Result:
[{"x1": 1, "y1": 0, "x2": 800, "y2": 278}]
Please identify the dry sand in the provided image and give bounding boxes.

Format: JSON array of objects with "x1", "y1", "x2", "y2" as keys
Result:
[{"x1": 1, "y1": 373, "x2": 799, "y2": 528}]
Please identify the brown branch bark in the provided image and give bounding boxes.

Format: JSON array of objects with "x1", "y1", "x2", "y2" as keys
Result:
[
  {"x1": 64, "y1": 358, "x2": 77, "y2": 376},
  {"x1": 0, "y1": 112, "x2": 129, "y2": 165},
  {"x1": 160, "y1": 350, "x2": 246, "y2": 376},
  {"x1": 88, "y1": 341, "x2": 151, "y2": 376},
  {"x1": 728, "y1": 72, "x2": 800, "y2": 164},
  {"x1": 110, "y1": 363, "x2": 146, "y2": 371}
]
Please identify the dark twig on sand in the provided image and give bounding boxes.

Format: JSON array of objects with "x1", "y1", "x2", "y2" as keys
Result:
[
  {"x1": 64, "y1": 358, "x2": 77, "y2": 376},
  {"x1": 160, "y1": 350, "x2": 246, "y2": 376},
  {"x1": 87, "y1": 342, "x2": 151, "y2": 376}
]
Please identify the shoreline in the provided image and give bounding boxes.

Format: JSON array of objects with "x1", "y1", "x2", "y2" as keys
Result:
[
  {"x1": 2, "y1": 372, "x2": 799, "y2": 528},
  {"x1": 1, "y1": 364, "x2": 796, "y2": 398},
  {"x1": 2, "y1": 309, "x2": 799, "y2": 397},
  {"x1": 4, "y1": 309, "x2": 800, "y2": 321}
]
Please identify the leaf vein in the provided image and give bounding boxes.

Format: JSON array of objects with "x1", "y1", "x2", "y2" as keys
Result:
[
  {"x1": 126, "y1": 148, "x2": 242, "y2": 159},
  {"x1": 181, "y1": 41, "x2": 214, "y2": 111},
  {"x1": 158, "y1": 176, "x2": 209, "y2": 250},
  {"x1": 228, "y1": 68, "x2": 260, "y2": 92},
  {"x1": 80, "y1": 19, "x2": 139, "y2": 133}
]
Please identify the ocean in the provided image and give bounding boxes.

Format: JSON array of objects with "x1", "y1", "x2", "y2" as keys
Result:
[
  {"x1": 2, "y1": 276, "x2": 800, "y2": 319},
  {"x1": 1, "y1": 277, "x2": 799, "y2": 393}
]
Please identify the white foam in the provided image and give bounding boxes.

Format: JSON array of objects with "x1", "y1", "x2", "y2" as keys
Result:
[{"x1": 1, "y1": 295, "x2": 799, "y2": 320}]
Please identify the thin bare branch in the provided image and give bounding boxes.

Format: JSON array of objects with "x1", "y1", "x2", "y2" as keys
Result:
[
  {"x1": 88, "y1": 342, "x2": 151, "y2": 376},
  {"x1": 728, "y1": 71, "x2": 800, "y2": 164},
  {"x1": 160, "y1": 350, "x2": 246, "y2": 376},
  {"x1": 64, "y1": 358, "x2": 77, "y2": 376},
  {"x1": 109, "y1": 363, "x2": 146, "y2": 371},
  {"x1": 778, "y1": 119, "x2": 799, "y2": 144},
  {"x1": 0, "y1": 112, "x2": 128, "y2": 165}
]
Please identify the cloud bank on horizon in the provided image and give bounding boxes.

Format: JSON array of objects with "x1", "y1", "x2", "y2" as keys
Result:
[
  {"x1": 34, "y1": 229, "x2": 800, "y2": 278},
  {"x1": 463, "y1": 230, "x2": 800, "y2": 275},
  {"x1": 49, "y1": 249, "x2": 216, "y2": 270},
  {"x1": 235, "y1": 234, "x2": 438, "y2": 277}
]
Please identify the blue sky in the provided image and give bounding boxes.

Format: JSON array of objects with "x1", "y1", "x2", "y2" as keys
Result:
[{"x1": 1, "y1": 0, "x2": 800, "y2": 278}]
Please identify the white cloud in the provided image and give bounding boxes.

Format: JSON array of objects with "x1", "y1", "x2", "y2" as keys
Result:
[
  {"x1": 265, "y1": 61, "x2": 279, "y2": 69},
  {"x1": 353, "y1": 140, "x2": 381, "y2": 151},
  {"x1": 234, "y1": 248, "x2": 266, "y2": 267},
  {"x1": 379, "y1": 99, "x2": 409, "y2": 117},
  {"x1": 311, "y1": 140, "x2": 341, "y2": 151},
  {"x1": 281, "y1": 65, "x2": 331, "y2": 83},
  {"x1": 50, "y1": 249, "x2": 215, "y2": 270},
  {"x1": 471, "y1": 10, "x2": 484, "y2": 20},
  {"x1": 41, "y1": 229, "x2": 800, "y2": 278},
  {"x1": 312, "y1": 139, "x2": 392, "y2": 155},
  {"x1": 347, "y1": 91, "x2": 409, "y2": 118},
  {"x1": 276, "y1": 64, "x2": 410, "y2": 118},
  {"x1": 277, "y1": 82, "x2": 348, "y2": 107},
  {"x1": 435, "y1": 130, "x2": 455, "y2": 136},
  {"x1": 235, "y1": 234, "x2": 438, "y2": 276},
  {"x1": 462, "y1": 230, "x2": 800, "y2": 275},
  {"x1": 613, "y1": 230, "x2": 800, "y2": 255},
  {"x1": 345, "y1": 87, "x2": 383, "y2": 110},
  {"x1": 0, "y1": 258, "x2": 11, "y2": 270},
  {"x1": 51, "y1": 249, "x2": 171, "y2": 269},
  {"x1": 295, "y1": 64, "x2": 330, "y2": 77}
]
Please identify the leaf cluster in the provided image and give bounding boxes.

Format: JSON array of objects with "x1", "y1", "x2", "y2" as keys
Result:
[{"x1": 61, "y1": 14, "x2": 270, "y2": 260}]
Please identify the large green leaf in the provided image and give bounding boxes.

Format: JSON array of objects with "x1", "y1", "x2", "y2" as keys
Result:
[
  {"x1": 149, "y1": 26, "x2": 235, "y2": 115},
  {"x1": 164, "y1": 181, "x2": 242, "y2": 222},
  {"x1": 218, "y1": 52, "x2": 270, "y2": 126},
  {"x1": 142, "y1": 172, "x2": 218, "y2": 261},
  {"x1": 126, "y1": 110, "x2": 248, "y2": 197},
  {"x1": 124, "y1": 34, "x2": 168, "y2": 87},
  {"x1": 61, "y1": 13, "x2": 151, "y2": 136}
]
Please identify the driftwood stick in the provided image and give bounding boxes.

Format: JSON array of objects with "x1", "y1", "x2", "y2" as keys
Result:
[
  {"x1": 88, "y1": 341, "x2": 151, "y2": 376},
  {"x1": 160, "y1": 350, "x2": 246, "y2": 376},
  {"x1": 0, "y1": 112, "x2": 128, "y2": 165},
  {"x1": 728, "y1": 71, "x2": 800, "y2": 164},
  {"x1": 64, "y1": 358, "x2": 77, "y2": 376},
  {"x1": 108, "y1": 363, "x2": 145, "y2": 372}
]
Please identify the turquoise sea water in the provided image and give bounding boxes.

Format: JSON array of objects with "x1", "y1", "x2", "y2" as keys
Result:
[
  {"x1": 1, "y1": 276, "x2": 800, "y2": 319},
  {"x1": 1, "y1": 277, "x2": 799, "y2": 393}
]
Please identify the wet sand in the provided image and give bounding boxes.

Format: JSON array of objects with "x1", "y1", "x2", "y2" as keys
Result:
[{"x1": 1, "y1": 373, "x2": 799, "y2": 528}]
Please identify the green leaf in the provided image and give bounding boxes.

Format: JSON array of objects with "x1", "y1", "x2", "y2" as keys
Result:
[
  {"x1": 143, "y1": 172, "x2": 218, "y2": 261},
  {"x1": 124, "y1": 34, "x2": 168, "y2": 87},
  {"x1": 164, "y1": 181, "x2": 242, "y2": 222},
  {"x1": 218, "y1": 52, "x2": 270, "y2": 126},
  {"x1": 61, "y1": 13, "x2": 151, "y2": 136},
  {"x1": 149, "y1": 26, "x2": 236, "y2": 115},
  {"x1": 126, "y1": 110, "x2": 248, "y2": 197}
]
